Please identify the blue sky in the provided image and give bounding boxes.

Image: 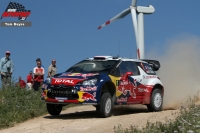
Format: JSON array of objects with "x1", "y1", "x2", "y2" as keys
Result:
[{"x1": 0, "y1": 0, "x2": 200, "y2": 81}]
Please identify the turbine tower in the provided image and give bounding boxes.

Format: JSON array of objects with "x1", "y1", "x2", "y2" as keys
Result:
[{"x1": 98, "y1": 0, "x2": 155, "y2": 59}]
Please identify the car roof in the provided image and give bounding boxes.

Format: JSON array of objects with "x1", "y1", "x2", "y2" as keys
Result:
[{"x1": 85, "y1": 55, "x2": 147, "y2": 63}]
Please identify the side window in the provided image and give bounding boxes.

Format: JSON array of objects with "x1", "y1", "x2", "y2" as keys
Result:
[
  {"x1": 137, "y1": 62, "x2": 156, "y2": 75},
  {"x1": 119, "y1": 62, "x2": 129, "y2": 76},
  {"x1": 126, "y1": 61, "x2": 140, "y2": 76},
  {"x1": 111, "y1": 67, "x2": 120, "y2": 77}
]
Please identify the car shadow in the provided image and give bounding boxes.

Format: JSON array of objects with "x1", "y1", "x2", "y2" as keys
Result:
[
  {"x1": 43, "y1": 105, "x2": 154, "y2": 120},
  {"x1": 112, "y1": 105, "x2": 149, "y2": 116},
  {"x1": 44, "y1": 110, "x2": 98, "y2": 119}
]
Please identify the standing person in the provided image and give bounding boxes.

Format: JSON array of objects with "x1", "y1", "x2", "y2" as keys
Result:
[
  {"x1": 48, "y1": 59, "x2": 57, "y2": 77},
  {"x1": 26, "y1": 71, "x2": 33, "y2": 90},
  {"x1": 33, "y1": 60, "x2": 45, "y2": 91},
  {"x1": 15, "y1": 76, "x2": 26, "y2": 89},
  {"x1": 36, "y1": 58, "x2": 44, "y2": 68},
  {"x1": 0, "y1": 51, "x2": 14, "y2": 89}
]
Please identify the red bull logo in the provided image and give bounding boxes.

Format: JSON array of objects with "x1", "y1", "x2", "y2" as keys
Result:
[
  {"x1": 82, "y1": 92, "x2": 96, "y2": 101},
  {"x1": 118, "y1": 78, "x2": 137, "y2": 98},
  {"x1": 118, "y1": 86, "x2": 136, "y2": 98}
]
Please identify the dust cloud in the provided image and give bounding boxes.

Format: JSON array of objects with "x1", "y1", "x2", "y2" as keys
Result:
[{"x1": 148, "y1": 34, "x2": 200, "y2": 109}]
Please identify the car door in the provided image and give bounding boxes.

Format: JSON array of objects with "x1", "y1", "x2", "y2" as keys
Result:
[
  {"x1": 125, "y1": 61, "x2": 143, "y2": 103},
  {"x1": 126, "y1": 61, "x2": 145, "y2": 100},
  {"x1": 117, "y1": 61, "x2": 142, "y2": 104}
]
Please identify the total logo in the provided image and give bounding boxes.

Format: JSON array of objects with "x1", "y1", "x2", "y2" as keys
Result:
[{"x1": 54, "y1": 79, "x2": 74, "y2": 84}]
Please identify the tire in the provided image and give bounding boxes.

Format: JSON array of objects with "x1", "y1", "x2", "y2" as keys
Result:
[
  {"x1": 46, "y1": 103, "x2": 62, "y2": 115},
  {"x1": 96, "y1": 92, "x2": 113, "y2": 118},
  {"x1": 147, "y1": 89, "x2": 163, "y2": 112}
]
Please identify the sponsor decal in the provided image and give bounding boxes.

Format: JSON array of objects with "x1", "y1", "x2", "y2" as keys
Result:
[
  {"x1": 54, "y1": 79, "x2": 74, "y2": 84},
  {"x1": 81, "y1": 73, "x2": 98, "y2": 78},
  {"x1": 138, "y1": 88, "x2": 149, "y2": 92},
  {"x1": 118, "y1": 86, "x2": 136, "y2": 98},
  {"x1": 80, "y1": 86, "x2": 97, "y2": 91},
  {"x1": 118, "y1": 77, "x2": 137, "y2": 98},
  {"x1": 82, "y1": 92, "x2": 96, "y2": 101},
  {"x1": 116, "y1": 80, "x2": 129, "y2": 86},
  {"x1": 116, "y1": 97, "x2": 127, "y2": 102},
  {"x1": 55, "y1": 97, "x2": 68, "y2": 100},
  {"x1": 61, "y1": 73, "x2": 98, "y2": 77},
  {"x1": 120, "y1": 81, "x2": 129, "y2": 85},
  {"x1": 51, "y1": 90, "x2": 71, "y2": 95},
  {"x1": 146, "y1": 75, "x2": 157, "y2": 79},
  {"x1": 82, "y1": 103, "x2": 97, "y2": 105}
]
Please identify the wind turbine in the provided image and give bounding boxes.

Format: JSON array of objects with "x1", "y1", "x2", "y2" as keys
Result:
[{"x1": 98, "y1": 0, "x2": 155, "y2": 59}]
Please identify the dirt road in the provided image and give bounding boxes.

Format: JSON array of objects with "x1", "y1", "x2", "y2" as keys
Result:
[{"x1": 1, "y1": 105, "x2": 179, "y2": 133}]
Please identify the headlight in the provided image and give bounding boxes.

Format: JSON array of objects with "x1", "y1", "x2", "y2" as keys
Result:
[
  {"x1": 82, "y1": 79, "x2": 97, "y2": 86},
  {"x1": 46, "y1": 77, "x2": 52, "y2": 84}
]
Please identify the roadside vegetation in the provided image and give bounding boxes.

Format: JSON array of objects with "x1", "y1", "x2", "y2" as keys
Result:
[
  {"x1": 114, "y1": 94, "x2": 200, "y2": 133},
  {"x1": 0, "y1": 85, "x2": 79, "y2": 129},
  {"x1": 0, "y1": 86, "x2": 47, "y2": 129}
]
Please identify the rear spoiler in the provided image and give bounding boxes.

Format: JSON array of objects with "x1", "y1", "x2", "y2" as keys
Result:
[{"x1": 141, "y1": 59, "x2": 161, "y2": 71}]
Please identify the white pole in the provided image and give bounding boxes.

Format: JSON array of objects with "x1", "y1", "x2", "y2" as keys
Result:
[
  {"x1": 138, "y1": 12, "x2": 144, "y2": 59},
  {"x1": 130, "y1": 7, "x2": 139, "y2": 59}
]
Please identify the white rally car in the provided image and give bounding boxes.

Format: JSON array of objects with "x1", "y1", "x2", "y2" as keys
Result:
[{"x1": 42, "y1": 56, "x2": 164, "y2": 118}]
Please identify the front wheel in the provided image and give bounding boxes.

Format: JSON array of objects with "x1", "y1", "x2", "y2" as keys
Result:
[
  {"x1": 147, "y1": 89, "x2": 163, "y2": 112},
  {"x1": 46, "y1": 103, "x2": 62, "y2": 115},
  {"x1": 96, "y1": 92, "x2": 113, "y2": 118}
]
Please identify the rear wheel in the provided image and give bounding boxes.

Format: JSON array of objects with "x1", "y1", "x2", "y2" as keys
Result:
[
  {"x1": 46, "y1": 103, "x2": 62, "y2": 115},
  {"x1": 147, "y1": 89, "x2": 163, "y2": 112},
  {"x1": 96, "y1": 92, "x2": 113, "y2": 118}
]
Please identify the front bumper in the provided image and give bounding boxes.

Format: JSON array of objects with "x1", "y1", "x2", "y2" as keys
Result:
[{"x1": 41, "y1": 89, "x2": 98, "y2": 105}]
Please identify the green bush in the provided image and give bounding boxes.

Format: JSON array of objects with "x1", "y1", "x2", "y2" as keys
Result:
[{"x1": 0, "y1": 87, "x2": 47, "y2": 129}]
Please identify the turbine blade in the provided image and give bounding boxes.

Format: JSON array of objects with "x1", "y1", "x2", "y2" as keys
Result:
[
  {"x1": 98, "y1": 8, "x2": 130, "y2": 29},
  {"x1": 131, "y1": 0, "x2": 137, "y2": 7}
]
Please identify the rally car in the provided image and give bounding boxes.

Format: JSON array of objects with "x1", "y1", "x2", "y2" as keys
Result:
[{"x1": 41, "y1": 56, "x2": 164, "y2": 118}]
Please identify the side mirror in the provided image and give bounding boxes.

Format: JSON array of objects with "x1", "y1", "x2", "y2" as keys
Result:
[{"x1": 121, "y1": 72, "x2": 133, "y2": 80}]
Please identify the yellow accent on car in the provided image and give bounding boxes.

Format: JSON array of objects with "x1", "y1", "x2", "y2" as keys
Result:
[
  {"x1": 77, "y1": 91, "x2": 85, "y2": 102},
  {"x1": 108, "y1": 75, "x2": 122, "y2": 97}
]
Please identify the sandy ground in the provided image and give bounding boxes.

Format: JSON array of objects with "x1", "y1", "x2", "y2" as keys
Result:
[{"x1": 0, "y1": 105, "x2": 179, "y2": 133}]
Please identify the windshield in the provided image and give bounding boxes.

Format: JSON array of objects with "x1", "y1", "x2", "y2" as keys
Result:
[{"x1": 66, "y1": 60, "x2": 119, "y2": 74}]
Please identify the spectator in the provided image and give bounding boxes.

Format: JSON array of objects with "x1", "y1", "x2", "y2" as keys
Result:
[
  {"x1": 36, "y1": 58, "x2": 44, "y2": 68},
  {"x1": 33, "y1": 60, "x2": 45, "y2": 91},
  {"x1": 48, "y1": 59, "x2": 57, "y2": 77},
  {"x1": 26, "y1": 71, "x2": 33, "y2": 90},
  {"x1": 0, "y1": 51, "x2": 14, "y2": 89},
  {"x1": 15, "y1": 76, "x2": 26, "y2": 89}
]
